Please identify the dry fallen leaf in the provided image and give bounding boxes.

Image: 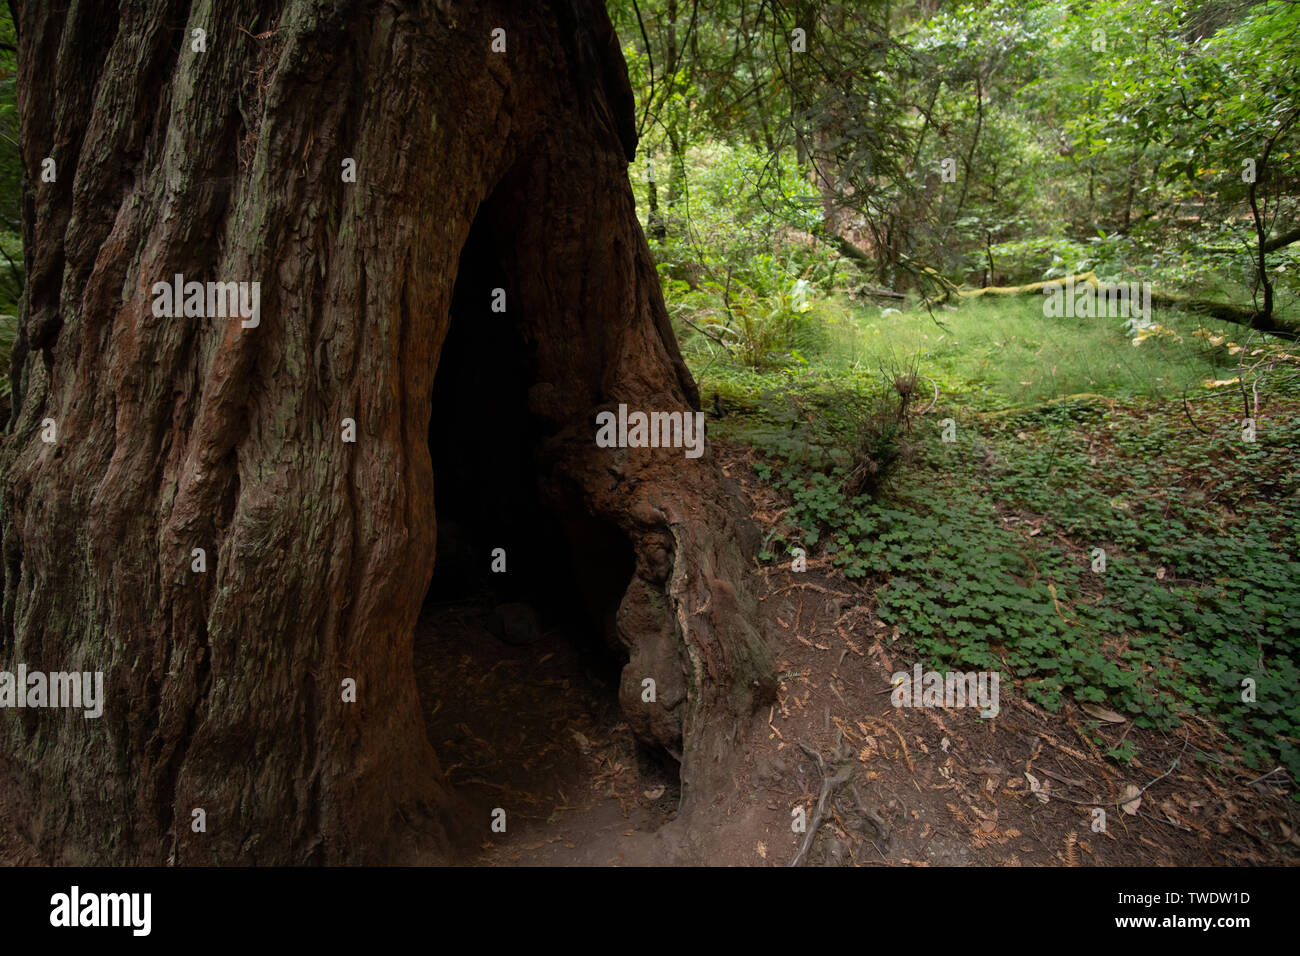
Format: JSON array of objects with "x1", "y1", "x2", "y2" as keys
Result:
[
  {"x1": 1285, "y1": 825, "x2": 1300, "y2": 849},
  {"x1": 643, "y1": 785, "x2": 665, "y2": 800},
  {"x1": 1079, "y1": 701, "x2": 1128, "y2": 724},
  {"x1": 1120, "y1": 784, "x2": 1142, "y2": 815},
  {"x1": 756, "y1": 842, "x2": 767, "y2": 860},
  {"x1": 1025, "y1": 772, "x2": 1051, "y2": 804},
  {"x1": 571, "y1": 730, "x2": 591, "y2": 753}
]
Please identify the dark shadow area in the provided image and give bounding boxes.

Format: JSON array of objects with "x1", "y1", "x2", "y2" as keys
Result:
[
  {"x1": 421, "y1": 193, "x2": 634, "y2": 671},
  {"x1": 413, "y1": 194, "x2": 678, "y2": 860}
]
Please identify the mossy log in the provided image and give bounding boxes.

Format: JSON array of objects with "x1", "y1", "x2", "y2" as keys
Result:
[{"x1": 937, "y1": 271, "x2": 1298, "y2": 339}]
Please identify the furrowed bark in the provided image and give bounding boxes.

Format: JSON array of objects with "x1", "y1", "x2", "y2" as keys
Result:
[{"x1": 1, "y1": 0, "x2": 772, "y2": 864}]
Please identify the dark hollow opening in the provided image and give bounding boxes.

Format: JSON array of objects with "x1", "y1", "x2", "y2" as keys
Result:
[
  {"x1": 421, "y1": 198, "x2": 634, "y2": 667},
  {"x1": 414, "y1": 196, "x2": 678, "y2": 857}
]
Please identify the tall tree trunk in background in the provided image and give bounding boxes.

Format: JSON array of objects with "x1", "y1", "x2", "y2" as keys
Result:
[
  {"x1": 647, "y1": 161, "x2": 667, "y2": 242},
  {"x1": 1247, "y1": 107, "x2": 1300, "y2": 323},
  {"x1": 1, "y1": 0, "x2": 772, "y2": 865}
]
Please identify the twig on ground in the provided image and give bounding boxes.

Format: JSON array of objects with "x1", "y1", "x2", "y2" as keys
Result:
[
  {"x1": 1242, "y1": 766, "x2": 1290, "y2": 789},
  {"x1": 1027, "y1": 730, "x2": 1189, "y2": 808}
]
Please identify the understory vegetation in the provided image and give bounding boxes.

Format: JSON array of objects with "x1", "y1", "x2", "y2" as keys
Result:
[
  {"x1": 612, "y1": 0, "x2": 1300, "y2": 786},
  {"x1": 706, "y1": 315, "x2": 1300, "y2": 781}
]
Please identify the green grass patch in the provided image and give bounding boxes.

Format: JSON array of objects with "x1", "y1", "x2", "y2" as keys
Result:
[{"x1": 693, "y1": 293, "x2": 1255, "y2": 412}]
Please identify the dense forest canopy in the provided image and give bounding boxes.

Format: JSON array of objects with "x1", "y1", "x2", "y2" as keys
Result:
[{"x1": 609, "y1": 0, "x2": 1298, "y2": 325}]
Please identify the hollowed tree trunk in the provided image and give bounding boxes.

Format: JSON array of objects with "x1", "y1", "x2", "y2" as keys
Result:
[{"x1": 0, "y1": 1, "x2": 772, "y2": 864}]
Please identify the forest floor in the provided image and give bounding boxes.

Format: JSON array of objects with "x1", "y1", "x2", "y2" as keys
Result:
[
  {"x1": 416, "y1": 303, "x2": 1300, "y2": 866},
  {"x1": 410, "y1": 432, "x2": 1297, "y2": 867}
]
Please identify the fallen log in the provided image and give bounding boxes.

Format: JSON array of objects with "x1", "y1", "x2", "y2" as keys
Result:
[
  {"x1": 850, "y1": 284, "x2": 905, "y2": 301},
  {"x1": 934, "y1": 271, "x2": 1299, "y2": 339},
  {"x1": 816, "y1": 230, "x2": 910, "y2": 299},
  {"x1": 1263, "y1": 225, "x2": 1300, "y2": 254},
  {"x1": 1205, "y1": 225, "x2": 1300, "y2": 256}
]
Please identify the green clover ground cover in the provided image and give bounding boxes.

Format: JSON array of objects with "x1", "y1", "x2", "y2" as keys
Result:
[{"x1": 728, "y1": 377, "x2": 1300, "y2": 784}]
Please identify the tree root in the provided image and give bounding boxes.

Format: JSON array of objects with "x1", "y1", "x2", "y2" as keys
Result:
[{"x1": 790, "y1": 743, "x2": 855, "y2": 866}]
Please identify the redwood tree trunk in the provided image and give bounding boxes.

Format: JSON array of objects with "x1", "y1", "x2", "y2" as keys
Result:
[{"x1": 1, "y1": 0, "x2": 772, "y2": 864}]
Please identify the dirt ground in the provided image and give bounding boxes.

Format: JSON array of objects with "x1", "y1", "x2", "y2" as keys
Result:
[{"x1": 412, "y1": 597, "x2": 681, "y2": 866}]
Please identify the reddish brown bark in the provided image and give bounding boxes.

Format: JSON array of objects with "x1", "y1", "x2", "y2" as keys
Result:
[{"x1": 1, "y1": 0, "x2": 772, "y2": 864}]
